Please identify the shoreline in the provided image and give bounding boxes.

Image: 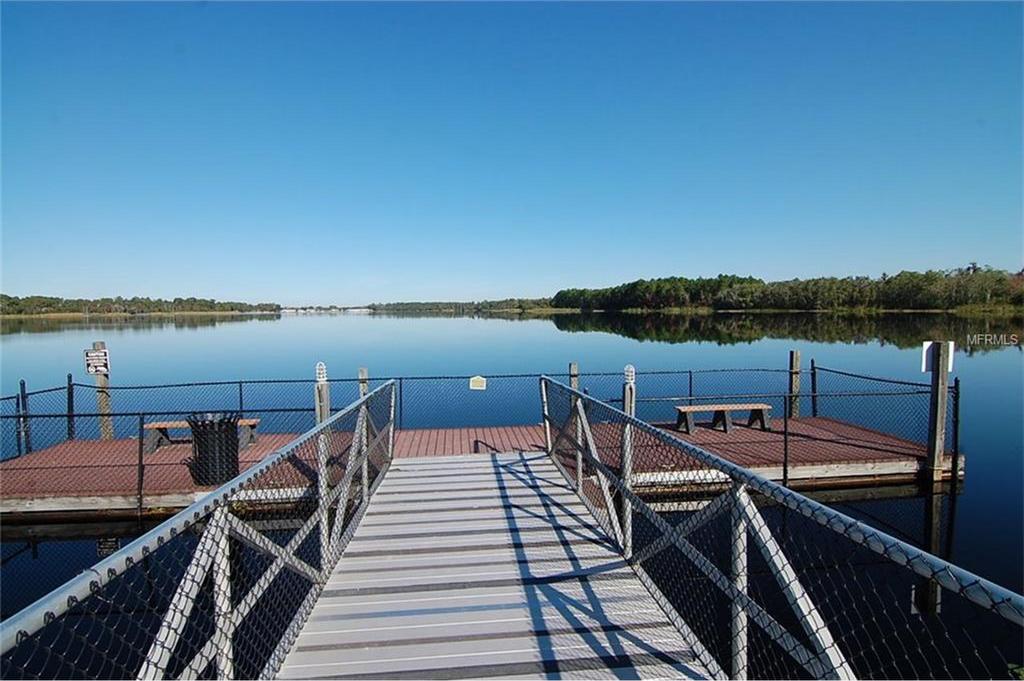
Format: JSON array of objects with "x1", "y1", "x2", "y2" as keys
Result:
[{"x1": 0, "y1": 311, "x2": 280, "y2": 320}]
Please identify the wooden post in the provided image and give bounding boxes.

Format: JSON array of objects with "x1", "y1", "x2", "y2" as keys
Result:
[
  {"x1": 787, "y1": 350, "x2": 801, "y2": 419},
  {"x1": 926, "y1": 341, "x2": 951, "y2": 483},
  {"x1": 621, "y1": 365, "x2": 636, "y2": 559},
  {"x1": 18, "y1": 379, "x2": 31, "y2": 454},
  {"x1": 66, "y1": 374, "x2": 75, "y2": 441},
  {"x1": 570, "y1": 362, "x2": 582, "y2": 493},
  {"x1": 93, "y1": 341, "x2": 114, "y2": 440},
  {"x1": 809, "y1": 359, "x2": 818, "y2": 417}
]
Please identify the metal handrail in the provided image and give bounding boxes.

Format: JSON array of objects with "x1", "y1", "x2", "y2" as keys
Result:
[
  {"x1": 540, "y1": 376, "x2": 1024, "y2": 625},
  {"x1": 0, "y1": 380, "x2": 396, "y2": 656}
]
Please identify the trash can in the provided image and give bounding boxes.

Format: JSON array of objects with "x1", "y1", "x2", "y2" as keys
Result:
[{"x1": 185, "y1": 412, "x2": 240, "y2": 485}]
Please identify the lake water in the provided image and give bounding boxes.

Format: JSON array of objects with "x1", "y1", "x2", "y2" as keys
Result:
[{"x1": 1, "y1": 312, "x2": 1021, "y2": 619}]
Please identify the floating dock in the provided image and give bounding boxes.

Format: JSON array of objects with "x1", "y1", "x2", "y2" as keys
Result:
[{"x1": 0, "y1": 418, "x2": 960, "y2": 518}]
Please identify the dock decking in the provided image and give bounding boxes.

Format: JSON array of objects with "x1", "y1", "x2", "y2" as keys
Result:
[
  {"x1": 0, "y1": 418, "x2": 959, "y2": 516},
  {"x1": 279, "y1": 451, "x2": 711, "y2": 680}
]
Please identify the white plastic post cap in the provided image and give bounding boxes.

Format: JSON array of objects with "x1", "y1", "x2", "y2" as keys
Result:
[
  {"x1": 624, "y1": 364, "x2": 636, "y2": 383},
  {"x1": 316, "y1": 362, "x2": 327, "y2": 383}
]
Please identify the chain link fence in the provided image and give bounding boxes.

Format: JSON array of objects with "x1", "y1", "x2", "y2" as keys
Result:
[
  {"x1": 540, "y1": 376, "x2": 1022, "y2": 680},
  {"x1": 0, "y1": 381, "x2": 396, "y2": 679}
]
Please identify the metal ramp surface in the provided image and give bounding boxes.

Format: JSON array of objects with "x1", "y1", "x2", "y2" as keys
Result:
[{"x1": 278, "y1": 451, "x2": 711, "y2": 680}]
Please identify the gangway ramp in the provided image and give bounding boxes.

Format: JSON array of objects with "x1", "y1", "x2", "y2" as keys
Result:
[{"x1": 278, "y1": 452, "x2": 712, "y2": 679}]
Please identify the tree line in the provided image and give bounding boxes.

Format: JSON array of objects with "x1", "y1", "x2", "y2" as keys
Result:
[
  {"x1": 551, "y1": 266, "x2": 1023, "y2": 311},
  {"x1": 0, "y1": 295, "x2": 280, "y2": 315},
  {"x1": 369, "y1": 298, "x2": 552, "y2": 314}
]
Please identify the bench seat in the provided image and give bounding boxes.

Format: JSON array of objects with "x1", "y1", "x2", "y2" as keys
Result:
[
  {"x1": 675, "y1": 403, "x2": 771, "y2": 434},
  {"x1": 142, "y1": 418, "x2": 261, "y2": 453}
]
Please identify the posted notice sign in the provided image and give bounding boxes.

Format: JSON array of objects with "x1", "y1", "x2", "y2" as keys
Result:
[
  {"x1": 85, "y1": 348, "x2": 110, "y2": 375},
  {"x1": 921, "y1": 341, "x2": 954, "y2": 374}
]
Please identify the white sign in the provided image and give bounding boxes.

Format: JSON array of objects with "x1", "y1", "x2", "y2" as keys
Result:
[
  {"x1": 921, "y1": 341, "x2": 954, "y2": 373},
  {"x1": 85, "y1": 348, "x2": 110, "y2": 375},
  {"x1": 469, "y1": 375, "x2": 487, "y2": 390}
]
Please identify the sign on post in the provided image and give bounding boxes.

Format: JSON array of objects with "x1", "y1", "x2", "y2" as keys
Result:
[
  {"x1": 469, "y1": 376, "x2": 487, "y2": 391},
  {"x1": 921, "y1": 341, "x2": 954, "y2": 373},
  {"x1": 85, "y1": 348, "x2": 110, "y2": 375}
]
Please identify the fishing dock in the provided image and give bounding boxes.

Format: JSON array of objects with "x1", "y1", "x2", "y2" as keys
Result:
[
  {"x1": 1, "y1": 353, "x2": 962, "y2": 519},
  {"x1": 1, "y1": 354, "x2": 1019, "y2": 681}
]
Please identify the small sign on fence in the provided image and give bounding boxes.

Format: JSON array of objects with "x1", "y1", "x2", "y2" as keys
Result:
[
  {"x1": 85, "y1": 348, "x2": 110, "y2": 375},
  {"x1": 469, "y1": 375, "x2": 487, "y2": 390},
  {"x1": 96, "y1": 537, "x2": 120, "y2": 557},
  {"x1": 920, "y1": 341, "x2": 954, "y2": 373}
]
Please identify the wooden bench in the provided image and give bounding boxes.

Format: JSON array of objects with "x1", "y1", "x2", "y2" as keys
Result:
[
  {"x1": 675, "y1": 403, "x2": 771, "y2": 434},
  {"x1": 142, "y1": 418, "x2": 260, "y2": 454}
]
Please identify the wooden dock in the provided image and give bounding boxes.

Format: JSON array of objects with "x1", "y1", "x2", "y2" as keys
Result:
[
  {"x1": 278, "y1": 451, "x2": 713, "y2": 680},
  {"x1": 0, "y1": 418, "x2": 960, "y2": 517}
]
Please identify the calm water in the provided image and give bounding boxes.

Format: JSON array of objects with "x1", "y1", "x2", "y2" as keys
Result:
[{"x1": 1, "y1": 312, "x2": 1021, "y2": 615}]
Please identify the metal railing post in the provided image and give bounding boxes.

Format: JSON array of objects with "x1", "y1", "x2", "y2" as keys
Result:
[
  {"x1": 398, "y1": 377, "x2": 404, "y2": 430},
  {"x1": 238, "y1": 381, "x2": 244, "y2": 412},
  {"x1": 14, "y1": 394, "x2": 23, "y2": 457},
  {"x1": 359, "y1": 368, "x2": 369, "y2": 504},
  {"x1": 388, "y1": 382, "x2": 397, "y2": 460},
  {"x1": 211, "y1": 508, "x2": 235, "y2": 678},
  {"x1": 621, "y1": 365, "x2": 635, "y2": 560},
  {"x1": 731, "y1": 483, "x2": 749, "y2": 680},
  {"x1": 137, "y1": 415, "x2": 145, "y2": 519},
  {"x1": 688, "y1": 370, "x2": 694, "y2": 405},
  {"x1": 782, "y1": 404, "x2": 790, "y2": 487},
  {"x1": 570, "y1": 362, "x2": 582, "y2": 492},
  {"x1": 18, "y1": 379, "x2": 31, "y2": 454},
  {"x1": 810, "y1": 359, "x2": 818, "y2": 417},
  {"x1": 539, "y1": 378, "x2": 553, "y2": 454},
  {"x1": 315, "y1": 363, "x2": 331, "y2": 566},
  {"x1": 66, "y1": 374, "x2": 75, "y2": 440}
]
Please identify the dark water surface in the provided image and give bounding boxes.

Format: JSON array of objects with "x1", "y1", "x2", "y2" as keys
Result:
[{"x1": 1, "y1": 312, "x2": 1021, "y2": 620}]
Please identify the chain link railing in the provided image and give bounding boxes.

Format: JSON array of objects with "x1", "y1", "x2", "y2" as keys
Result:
[
  {"x1": 539, "y1": 376, "x2": 1022, "y2": 679},
  {"x1": 0, "y1": 381, "x2": 396, "y2": 680}
]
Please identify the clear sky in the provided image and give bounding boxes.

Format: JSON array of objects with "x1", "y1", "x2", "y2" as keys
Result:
[{"x1": 2, "y1": 2, "x2": 1021, "y2": 306}]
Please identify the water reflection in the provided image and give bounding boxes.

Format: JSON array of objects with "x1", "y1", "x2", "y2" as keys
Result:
[
  {"x1": 0, "y1": 313, "x2": 281, "y2": 335},
  {"x1": 549, "y1": 312, "x2": 1023, "y2": 353}
]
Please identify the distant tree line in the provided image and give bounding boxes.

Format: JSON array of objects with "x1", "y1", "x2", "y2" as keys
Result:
[
  {"x1": 0, "y1": 295, "x2": 280, "y2": 315},
  {"x1": 369, "y1": 298, "x2": 552, "y2": 314},
  {"x1": 551, "y1": 266, "x2": 1024, "y2": 311}
]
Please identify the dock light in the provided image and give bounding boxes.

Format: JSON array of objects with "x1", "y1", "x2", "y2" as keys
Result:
[{"x1": 316, "y1": 361, "x2": 328, "y2": 384}]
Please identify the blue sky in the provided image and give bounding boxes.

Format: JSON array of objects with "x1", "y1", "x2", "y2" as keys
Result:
[{"x1": 2, "y1": 2, "x2": 1021, "y2": 306}]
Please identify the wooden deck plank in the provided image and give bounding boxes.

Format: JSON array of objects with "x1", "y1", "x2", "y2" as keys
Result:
[
  {"x1": 0, "y1": 419, "x2": 957, "y2": 515},
  {"x1": 279, "y1": 451, "x2": 711, "y2": 680}
]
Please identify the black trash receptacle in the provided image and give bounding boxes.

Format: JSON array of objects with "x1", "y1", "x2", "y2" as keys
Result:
[{"x1": 186, "y1": 412, "x2": 240, "y2": 486}]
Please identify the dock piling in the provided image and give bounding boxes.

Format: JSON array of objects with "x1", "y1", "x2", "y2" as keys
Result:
[
  {"x1": 93, "y1": 341, "x2": 114, "y2": 440},
  {"x1": 66, "y1": 374, "x2": 75, "y2": 440},
  {"x1": 788, "y1": 350, "x2": 801, "y2": 418},
  {"x1": 19, "y1": 379, "x2": 32, "y2": 454},
  {"x1": 926, "y1": 341, "x2": 951, "y2": 483}
]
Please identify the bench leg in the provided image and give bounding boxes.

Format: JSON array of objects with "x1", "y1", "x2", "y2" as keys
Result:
[
  {"x1": 239, "y1": 425, "x2": 257, "y2": 448},
  {"x1": 676, "y1": 412, "x2": 694, "y2": 434},
  {"x1": 712, "y1": 410, "x2": 732, "y2": 433},
  {"x1": 143, "y1": 429, "x2": 170, "y2": 454},
  {"x1": 747, "y1": 409, "x2": 771, "y2": 431}
]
